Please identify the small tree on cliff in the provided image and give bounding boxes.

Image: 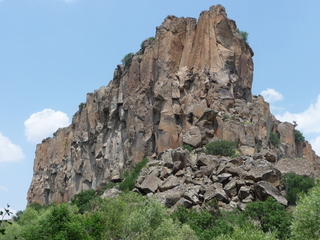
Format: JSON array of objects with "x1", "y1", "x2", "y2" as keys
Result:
[{"x1": 121, "y1": 53, "x2": 134, "y2": 68}]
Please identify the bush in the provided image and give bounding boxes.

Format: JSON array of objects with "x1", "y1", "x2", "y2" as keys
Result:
[
  {"x1": 282, "y1": 172, "x2": 315, "y2": 205},
  {"x1": 21, "y1": 204, "x2": 89, "y2": 240},
  {"x1": 244, "y1": 197, "x2": 292, "y2": 239},
  {"x1": 291, "y1": 180, "x2": 320, "y2": 239},
  {"x1": 140, "y1": 36, "x2": 155, "y2": 53},
  {"x1": 294, "y1": 129, "x2": 305, "y2": 143},
  {"x1": 183, "y1": 143, "x2": 194, "y2": 152},
  {"x1": 269, "y1": 132, "x2": 280, "y2": 146},
  {"x1": 171, "y1": 206, "x2": 228, "y2": 240},
  {"x1": 71, "y1": 189, "x2": 98, "y2": 214},
  {"x1": 119, "y1": 157, "x2": 148, "y2": 191},
  {"x1": 121, "y1": 52, "x2": 134, "y2": 68},
  {"x1": 215, "y1": 225, "x2": 277, "y2": 240},
  {"x1": 236, "y1": 28, "x2": 249, "y2": 43},
  {"x1": 205, "y1": 140, "x2": 236, "y2": 157}
]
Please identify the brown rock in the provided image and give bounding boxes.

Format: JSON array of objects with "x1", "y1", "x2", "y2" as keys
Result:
[{"x1": 27, "y1": 4, "x2": 320, "y2": 207}]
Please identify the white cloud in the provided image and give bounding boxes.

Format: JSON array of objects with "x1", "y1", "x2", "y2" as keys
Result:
[
  {"x1": 276, "y1": 95, "x2": 320, "y2": 134},
  {"x1": 310, "y1": 135, "x2": 320, "y2": 156},
  {"x1": 0, "y1": 133, "x2": 25, "y2": 162},
  {"x1": 260, "y1": 88, "x2": 284, "y2": 103},
  {"x1": 24, "y1": 109, "x2": 70, "y2": 144},
  {"x1": 0, "y1": 186, "x2": 10, "y2": 192}
]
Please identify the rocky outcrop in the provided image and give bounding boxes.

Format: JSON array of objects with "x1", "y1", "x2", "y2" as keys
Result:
[
  {"x1": 27, "y1": 5, "x2": 320, "y2": 206},
  {"x1": 135, "y1": 148, "x2": 287, "y2": 210}
]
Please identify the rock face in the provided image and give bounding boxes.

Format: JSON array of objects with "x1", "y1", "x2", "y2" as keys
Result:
[{"x1": 27, "y1": 5, "x2": 320, "y2": 206}]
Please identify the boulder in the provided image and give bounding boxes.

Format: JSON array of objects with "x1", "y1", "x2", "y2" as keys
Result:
[{"x1": 255, "y1": 181, "x2": 288, "y2": 206}]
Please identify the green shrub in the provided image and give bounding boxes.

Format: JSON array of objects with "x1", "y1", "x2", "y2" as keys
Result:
[
  {"x1": 78, "y1": 102, "x2": 86, "y2": 110},
  {"x1": 71, "y1": 189, "x2": 98, "y2": 214},
  {"x1": 171, "y1": 206, "x2": 224, "y2": 240},
  {"x1": 282, "y1": 172, "x2": 315, "y2": 205},
  {"x1": 291, "y1": 180, "x2": 320, "y2": 239},
  {"x1": 21, "y1": 204, "x2": 89, "y2": 240},
  {"x1": 236, "y1": 28, "x2": 249, "y2": 43},
  {"x1": 140, "y1": 36, "x2": 155, "y2": 53},
  {"x1": 244, "y1": 197, "x2": 292, "y2": 239},
  {"x1": 121, "y1": 52, "x2": 134, "y2": 68},
  {"x1": 215, "y1": 225, "x2": 277, "y2": 240},
  {"x1": 294, "y1": 129, "x2": 305, "y2": 143},
  {"x1": 205, "y1": 140, "x2": 236, "y2": 157},
  {"x1": 183, "y1": 143, "x2": 194, "y2": 152},
  {"x1": 269, "y1": 132, "x2": 280, "y2": 146},
  {"x1": 119, "y1": 157, "x2": 148, "y2": 191}
]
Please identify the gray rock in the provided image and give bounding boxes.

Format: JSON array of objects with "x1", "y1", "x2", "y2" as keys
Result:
[{"x1": 255, "y1": 181, "x2": 288, "y2": 206}]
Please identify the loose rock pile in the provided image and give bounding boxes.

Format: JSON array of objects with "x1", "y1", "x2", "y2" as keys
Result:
[{"x1": 134, "y1": 148, "x2": 287, "y2": 211}]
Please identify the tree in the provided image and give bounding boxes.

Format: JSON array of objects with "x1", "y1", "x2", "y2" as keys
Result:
[
  {"x1": 121, "y1": 53, "x2": 134, "y2": 68},
  {"x1": 282, "y1": 172, "x2": 315, "y2": 205},
  {"x1": 244, "y1": 197, "x2": 292, "y2": 239},
  {"x1": 71, "y1": 189, "x2": 98, "y2": 214},
  {"x1": 291, "y1": 180, "x2": 320, "y2": 239}
]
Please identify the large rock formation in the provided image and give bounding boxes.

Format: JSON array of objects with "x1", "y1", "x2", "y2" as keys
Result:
[{"x1": 27, "y1": 5, "x2": 320, "y2": 206}]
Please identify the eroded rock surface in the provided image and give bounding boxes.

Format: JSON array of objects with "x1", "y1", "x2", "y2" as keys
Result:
[{"x1": 27, "y1": 5, "x2": 320, "y2": 206}]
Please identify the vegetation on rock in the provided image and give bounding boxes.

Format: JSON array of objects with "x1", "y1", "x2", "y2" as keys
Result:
[
  {"x1": 270, "y1": 132, "x2": 280, "y2": 146},
  {"x1": 121, "y1": 52, "x2": 134, "y2": 68},
  {"x1": 205, "y1": 140, "x2": 236, "y2": 157},
  {"x1": 119, "y1": 157, "x2": 148, "y2": 191},
  {"x1": 236, "y1": 28, "x2": 249, "y2": 43},
  {"x1": 183, "y1": 143, "x2": 194, "y2": 152},
  {"x1": 293, "y1": 129, "x2": 305, "y2": 143}
]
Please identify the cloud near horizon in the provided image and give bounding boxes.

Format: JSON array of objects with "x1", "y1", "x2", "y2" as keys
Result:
[
  {"x1": 24, "y1": 109, "x2": 70, "y2": 144},
  {"x1": 0, "y1": 133, "x2": 25, "y2": 162},
  {"x1": 260, "y1": 88, "x2": 284, "y2": 103}
]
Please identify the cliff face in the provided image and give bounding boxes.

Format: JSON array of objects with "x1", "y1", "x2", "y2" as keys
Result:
[{"x1": 27, "y1": 5, "x2": 320, "y2": 205}]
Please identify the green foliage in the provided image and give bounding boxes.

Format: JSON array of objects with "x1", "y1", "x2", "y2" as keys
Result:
[
  {"x1": 170, "y1": 206, "x2": 217, "y2": 239},
  {"x1": 140, "y1": 36, "x2": 155, "y2": 53},
  {"x1": 282, "y1": 172, "x2": 315, "y2": 205},
  {"x1": 119, "y1": 157, "x2": 148, "y2": 191},
  {"x1": 237, "y1": 28, "x2": 249, "y2": 43},
  {"x1": 21, "y1": 203, "x2": 90, "y2": 240},
  {"x1": 291, "y1": 180, "x2": 320, "y2": 239},
  {"x1": 71, "y1": 189, "x2": 98, "y2": 214},
  {"x1": 294, "y1": 129, "x2": 305, "y2": 143},
  {"x1": 183, "y1": 143, "x2": 194, "y2": 152},
  {"x1": 78, "y1": 102, "x2": 86, "y2": 110},
  {"x1": 244, "y1": 197, "x2": 292, "y2": 239},
  {"x1": 215, "y1": 225, "x2": 277, "y2": 240},
  {"x1": 0, "y1": 205, "x2": 12, "y2": 236},
  {"x1": 124, "y1": 198, "x2": 197, "y2": 240},
  {"x1": 12, "y1": 210, "x2": 24, "y2": 222},
  {"x1": 205, "y1": 140, "x2": 236, "y2": 157},
  {"x1": 269, "y1": 132, "x2": 280, "y2": 146},
  {"x1": 121, "y1": 52, "x2": 134, "y2": 68}
]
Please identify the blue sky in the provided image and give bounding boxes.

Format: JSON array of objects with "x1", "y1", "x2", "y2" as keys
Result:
[{"x1": 1, "y1": 0, "x2": 320, "y2": 213}]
